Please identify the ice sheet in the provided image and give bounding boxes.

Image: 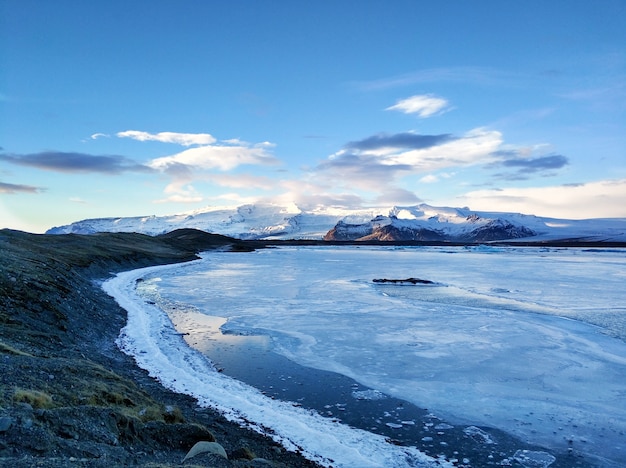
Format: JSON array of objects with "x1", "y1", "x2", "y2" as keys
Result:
[
  {"x1": 145, "y1": 246, "x2": 626, "y2": 466},
  {"x1": 103, "y1": 262, "x2": 449, "y2": 468}
]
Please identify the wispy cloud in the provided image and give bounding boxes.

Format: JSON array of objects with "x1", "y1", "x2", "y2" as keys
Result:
[
  {"x1": 207, "y1": 173, "x2": 277, "y2": 190},
  {"x1": 386, "y1": 94, "x2": 450, "y2": 118},
  {"x1": 318, "y1": 151, "x2": 413, "y2": 190},
  {"x1": 488, "y1": 152, "x2": 569, "y2": 180},
  {"x1": 456, "y1": 178, "x2": 626, "y2": 219},
  {"x1": 157, "y1": 168, "x2": 277, "y2": 206},
  {"x1": 373, "y1": 187, "x2": 422, "y2": 206},
  {"x1": 0, "y1": 181, "x2": 44, "y2": 194},
  {"x1": 344, "y1": 132, "x2": 454, "y2": 152},
  {"x1": 354, "y1": 66, "x2": 519, "y2": 91},
  {"x1": 558, "y1": 81, "x2": 626, "y2": 111},
  {"x1": 153, "y1": 185, "x2": 203, "y2": 204},
  {"x1": 0, "y1": 152, "x2": 152, "y2": 174},
  {"x1": 419, "y1": 174, "x2": 439, "y2": 184},
  {"x1": 311, "y1": 128, "x2": 502, "y2": 199},
  {"x1": 69, "y1": 197, "x2": 87, "y2": 204},
  {"x1": 499, "y1": 154, "x2": 569, "y2": 172},
  {"x1": 325, "y1": 128, "x2": 501, "y2": 173},
  {"x1": 253, "y1": 177, "x2": 367, "y2": 210},
  {"x1": 310, "y1": 127, "x2": 569, "y2": 206},
  {"x1": 489, "y1": 107, "x2": 556, "y2": 128},
  {"x1": 209, "y1": 192, "x2": 264, "y2": 206},
  {"x1": 117, "y1": 130, "x2": 217, "y2": 146}
]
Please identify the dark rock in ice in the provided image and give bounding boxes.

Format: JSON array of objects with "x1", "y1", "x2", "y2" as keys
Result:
[{"x1": 373, "y1": 277, "x2": 435, "y2": 285}]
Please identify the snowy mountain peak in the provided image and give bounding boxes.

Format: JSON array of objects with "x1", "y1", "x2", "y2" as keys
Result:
[{"x1": 46, "y1": 202, "x2": 626, "y2": 242}]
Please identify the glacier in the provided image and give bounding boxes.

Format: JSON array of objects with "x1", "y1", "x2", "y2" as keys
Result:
[{"x1": 47, "y1": 202, "x2": 626, "y2": 242}]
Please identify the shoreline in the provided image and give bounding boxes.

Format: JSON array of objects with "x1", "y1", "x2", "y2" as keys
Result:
[
  {"x1": 0, "y1": 229, "x2": 323, "y2": 467},
  {"x1": 104, "y1": 262, "x2": 449, "y2": 467},
  {"x1": 127, "y1": 255, "x2": 596, "y2": 468},
  {"x1": 0, "y1": 229, "x2": 607, "y2": 466}
]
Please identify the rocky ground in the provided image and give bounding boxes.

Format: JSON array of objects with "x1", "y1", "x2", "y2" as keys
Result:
[{"x1": 0, "y1": 228, "x2": 320, "y2": 467}]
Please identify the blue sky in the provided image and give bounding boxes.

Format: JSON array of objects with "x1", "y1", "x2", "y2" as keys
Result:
[{"x1": 1, "y1": 0, "x2": 625, "y2": 233}]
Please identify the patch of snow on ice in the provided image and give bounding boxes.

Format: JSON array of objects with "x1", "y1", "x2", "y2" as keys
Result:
[
  {"x1": 513, "y1": 449, "x2": 556, "y2": 468},
  {"x1": 352, "y1": 389, "x2": 387, "y2": 400}
]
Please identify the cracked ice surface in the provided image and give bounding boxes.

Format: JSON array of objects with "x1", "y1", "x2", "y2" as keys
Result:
[{"x1": 126, "y1": 246, "x2": 626, "y2": 466}]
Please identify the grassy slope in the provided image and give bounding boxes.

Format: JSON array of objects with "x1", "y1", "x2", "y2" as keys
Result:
[{"x1": 0, "y1": 229, "x2": 319, "y2": 467}]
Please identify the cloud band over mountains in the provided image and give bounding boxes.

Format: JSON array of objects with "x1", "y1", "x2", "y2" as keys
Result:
[
  {"x1": 0, "y1": 152, "x2": 152, "y2": 174},
  {"x1": 0, "y1": 123, "x2": 574, "y2": 209},
  {"x1": 344, "y1": 132, "x2": 456, "y2": 151},
  {"x1": 0, "y1": 181, "x2": 44, "y2": 194},
  {"x1": 320, "y1": 128, "x2": 503, "y2": 185}
]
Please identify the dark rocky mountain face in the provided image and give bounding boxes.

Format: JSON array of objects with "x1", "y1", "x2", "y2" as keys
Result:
[
  {"x1": 323, "y1": 218, "x2": 537, "y2": 242},
  {"x1": 358, "y1": 225, "x2": 447, "y2": 241},
  {"x1": 459, "y1": 220, "x2": 537, "y2": 242},
  {"x1": 323, "y1": 221, "x2": 372, "y2": 241}
]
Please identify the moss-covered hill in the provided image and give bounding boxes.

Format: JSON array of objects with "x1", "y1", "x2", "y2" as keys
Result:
[{"x1": 0, "y1": 229, "x2": 319, "y2": 467}]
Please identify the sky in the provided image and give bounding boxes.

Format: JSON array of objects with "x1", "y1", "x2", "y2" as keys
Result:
[{"x1": 1, "y1": 0, "x2": 625, "y2": 233}]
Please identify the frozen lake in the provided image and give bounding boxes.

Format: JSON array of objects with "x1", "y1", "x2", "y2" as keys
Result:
[{"x1": 105, "y1": 246, "x2": 626, "y2": 467}]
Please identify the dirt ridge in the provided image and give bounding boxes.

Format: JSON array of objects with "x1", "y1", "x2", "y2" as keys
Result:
[{"x1": 0, "y1": 228, "x2": 320, "y2": 467}]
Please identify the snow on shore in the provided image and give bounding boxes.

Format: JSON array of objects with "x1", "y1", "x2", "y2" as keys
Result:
[
  {"x1": 139, "y1": 246, "x2": 626, "y2": 467},
  {"x1": 102, "y1": 261, "x2": 449, "y2": 468}
]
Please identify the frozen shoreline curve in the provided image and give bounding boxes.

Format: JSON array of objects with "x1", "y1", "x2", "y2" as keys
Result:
[
  {"x1": 109, "y1": 245, "x2": 626, "y2": 468},
  {"x1": 102, "y1": 260, "x2": 451, "y2": 468}
]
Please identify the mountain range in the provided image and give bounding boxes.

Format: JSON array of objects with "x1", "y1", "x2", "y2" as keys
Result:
[{"x1": 46, "y1": 203, "x2": 626, "y2": 243}]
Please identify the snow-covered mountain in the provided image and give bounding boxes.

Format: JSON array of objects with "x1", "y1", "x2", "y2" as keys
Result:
[
  {"x1": 46, "y1": 203, "x2": 626, "y2": 242},
  {"x1": 47, "y1": 203, "x2": 379, "y2": 239}
]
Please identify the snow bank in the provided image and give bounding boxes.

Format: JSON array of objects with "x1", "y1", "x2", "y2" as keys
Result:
[{"x1": 102, "y1": 262, "x2": 449, "y2": 468}]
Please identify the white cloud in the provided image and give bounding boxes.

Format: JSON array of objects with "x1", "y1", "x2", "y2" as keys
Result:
[
  {"x1": 153, "y1": 182, "x2": 203, "y2": 204},
  {"x1": 455, "y1": 179, "x2": 626, "y2": 219},
  {"x1": 222, "y1": 138, "x2": 245, "y2": 145},
  {"x1": 149, "y1": 144, "x2": 278, "y2": 172},
  {"x1": 153, "y1": 194, "x2": 203, "y2": 204},
  {"x1": 373, "y1": 187, "x2": 422, "y2": 205},
  {"x1": 208, "y1": 192, "x2": 260, "y2": 206},
  {"x1": 312, "y1": 128, "x2": 504, "y2": 203},
  {"x1": 419, "y1": 174, "x2": 439, "y2": 183},
  {"x1": 113, "y1": 129, "x2": 280, "y2": 203},
  {"x1": 207, "y1": 173, "x2": 276, "y2": 190},
  {"x1": 338, "y1": 128, "x2": 503, "y2": 173},
  {"x1": 265, "y1": 179, "x2": 365, "y2": 210},
  {"x1": 90, "y1": 133, "x2": 110, "y2": 140},
  {"x1": 385, "y1": 128, "x2": 503, "y2": 170},
  {"x1": 123, "y1": 131, "x2": 281, "y2": 204},
  {"x1": 117, "y1": 130, "x2": 217, "y2": 146},
  {"x1": 419, "y1": 171, "x2": 455, "y2": 184},
  {"x1": 386, "y1": 94, "x2": 450, "y2": 118}
]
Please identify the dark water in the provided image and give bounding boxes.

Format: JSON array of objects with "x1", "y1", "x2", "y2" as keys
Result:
[{"x1": 171, "y1": 308, "x2": 592, "y2": 468}]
